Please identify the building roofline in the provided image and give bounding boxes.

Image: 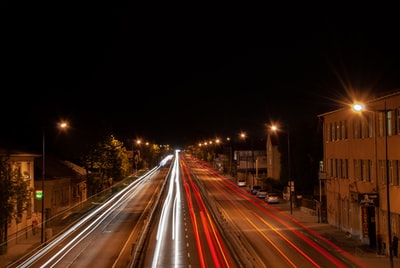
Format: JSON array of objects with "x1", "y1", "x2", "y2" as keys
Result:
[{"x1": 317, "y1": 89, "x2": 400, "y2": 118}]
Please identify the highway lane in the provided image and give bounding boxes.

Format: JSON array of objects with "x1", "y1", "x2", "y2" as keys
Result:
[
  {"x1": 138, "y1": 151, "x2": 234, "y2": 268},
  {"x1": 135, "y1": 151, "x2": 194, "y2": 267}
]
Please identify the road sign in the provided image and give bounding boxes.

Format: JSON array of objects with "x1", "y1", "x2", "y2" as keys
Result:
[{"x1": 35, "y1": 190, "x2": 43, "y2": 199}]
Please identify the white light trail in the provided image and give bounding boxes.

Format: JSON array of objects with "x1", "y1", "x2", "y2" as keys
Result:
[{"x1": 152, "y1": 150, "x2": 182, "y2": 268}]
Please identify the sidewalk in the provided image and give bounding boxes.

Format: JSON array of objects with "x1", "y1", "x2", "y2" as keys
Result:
[
  {"x1": 0, "y1": 228, "x2": 41, "y2": 268},
  {"x1": 282, "y1": 201, "x2": 400, "y2": 268}
]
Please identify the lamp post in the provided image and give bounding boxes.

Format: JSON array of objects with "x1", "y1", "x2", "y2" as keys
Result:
[
  {"x1": 240, "y1": 132, "x2": 248, "y2": 183},
  {"x1": 353, "y1": 101, "x2": 393, "y2": 268},
  {"x1": 240, "y1": 132, "x2": 255, "y2": 185},
  {"x1": 226, "y1": 137, "x2": 233, "y2": 176},
  {"x1": 41, "y1": 121, "x2": 69, "y2": 244},
  {"x1": 270, "y1": 124, "x2": 293, "y2": 215},
  {"x1": 132, "y1": 139, "x2": 136, "y2": 174},
  {"x1": 134, "y1": 139, "x2": 142, "y2": 175},
  {"x1": 41, "y1": 129, "x2": 45, "y2": 243}
]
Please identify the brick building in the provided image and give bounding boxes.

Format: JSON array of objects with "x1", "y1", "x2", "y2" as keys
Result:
[{"x1": 318, "y1": 90, "x2": 400, "y2": 253}]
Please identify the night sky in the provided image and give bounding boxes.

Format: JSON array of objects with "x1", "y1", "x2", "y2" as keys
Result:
[{"x1": 3, "y1": 5, "x2": 400, "y2": 158}]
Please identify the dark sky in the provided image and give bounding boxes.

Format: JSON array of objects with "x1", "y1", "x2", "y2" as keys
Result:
[{"x1": 3, "y1": 5, "x2": 400, "y2": 156}]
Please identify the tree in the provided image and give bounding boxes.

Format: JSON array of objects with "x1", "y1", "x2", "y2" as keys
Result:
[
  {"x1": 148, "y1": 143, "x2": 163, "y2": 167},
  {"x1": 82, "y1": 135, "x2": 130, "y2": 197},
  {"x1": 0, "y1": 156, "x2": 32, "y2": 254},
  {"x1": 101, "y1": 135, "x2": 129, "y2": 181}
]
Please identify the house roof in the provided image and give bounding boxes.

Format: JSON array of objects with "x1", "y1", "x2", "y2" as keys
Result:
[
  {"x1": 317, "y1": 89, "x2": 400, "y2": 118},
  {"x1": 34, "y1": 155, "x2": 86, "y2": 181},
  {"x1": 0, "y1": 147, "x2": 40, "y2": 157}
]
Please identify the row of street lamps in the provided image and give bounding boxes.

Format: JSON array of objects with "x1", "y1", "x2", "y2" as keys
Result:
[{"x1": 196, "y1": 126, "x2": 295, "y2": 214}]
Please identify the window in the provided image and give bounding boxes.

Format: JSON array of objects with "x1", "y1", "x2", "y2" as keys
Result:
[
  {"x1": 361, "y1": 160, "x2": 371, "y2": 182},
  {"x1": 343, "y1": 159, "x2": 349, "y2": 179},
  {"x1": 396, "y1": 108, "x2": 400, "y2": 135},
  {"x1": 335, "y1": 122, "x2": 340, "y2": 140},
  {"x1": 341, "y1": 120, "x2": 348, "y2": 140},
  {"x1": 334, "y1": 159, "x2": 338, "y2": 177},
  {"x1": 378, "y1": 160, "x2": 386, "y2": 184},
  {"x1": 389, "y1": 160, "x2": 393, "y2": 185},
  {"x1": 361, "y1": 114, "x2": 373, "y2": 138},
  {"x1": 332, "y1": 122, "x2": 336, "y2": 141},
  {"x1": 337, "y1": 159, "x2": 342, "y2": 178},
  {"x1": 327, "y1": 123, "x2": 332, "y2": 142},
  {"x1": 353, "y1": 118, "x2": 361, "y2": 139},
  {"x1": 395, "y1": 160, "x2": 400, "y2": 186},
  {"x1": 378, "y1": 112, "x2": 385, "y2": 137},
  {"x1": 387, "y1": 110, "x2": 395, "y2": 136},
  {"x1": 354, "y1": 159, "x2": 360, "y2": 181}
]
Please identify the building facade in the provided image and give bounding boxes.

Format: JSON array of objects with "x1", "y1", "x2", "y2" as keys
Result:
[
  {"x1": 266, "y1": 133, "x2": 281, "y2": 181},
  {"x1": 235, "y1": 149, "x2": 268, "y2": 186},
  {"x1": 33, "y1": 156, "x2": 87, "y2": 223},
  {"x1": 0, "y1": 148, "x2": 87, "y2": 245},
  {"x1": 319, "y1": 91, "x2": 400, "y2": 253},
  {"x1": 0, "y1": 149, "x2": 39, "y2": 241}
]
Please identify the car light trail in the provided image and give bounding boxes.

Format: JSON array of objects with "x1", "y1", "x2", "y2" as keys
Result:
[
  {"x1": 16, "y1": 167, "x2": 161, "y2": 268},
  {"x1": 182, "y1": 170, "x2": 207, "y2": 268},
  {"x1": 196, "y1": 160, "x2": 369, "y2": 268},
  {"x1": 152, "y1": 151, "x2": 183, "y2": 268},
  {"x1": 181, "y1": 160, "x2": 233, "y2": 268},
  {"x1": 245, "y1": 199, "x2": 352, "y2": 268},
  {"x1": 173, "y1": 156, "x2": 182, "y2": 266},
  {"x1": 249, "y1": 212, "x2": 319, "y2": 267},
  {"x1": 280, "y1": 213, "x2": 369, "y2": 268}
]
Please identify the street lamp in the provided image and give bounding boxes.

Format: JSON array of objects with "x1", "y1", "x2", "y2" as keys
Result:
[
  {"x1": 224, "y1": 137, "x2": 233, "y2": 176},
  {"x1": 240, "y1": 132, "x2": 255, "y2": 185},
  {"x1": 353, "y1": 101, "x2": 393, "y2": 267},
  {"x1": 134, "y1": 139, "x2": 142, "y2": 175},
  {"x1": 41, "y1": 121, "x2": 69, "y2": 243},
  {"x1": 240, "y1": 132, "x2": 248, "y2": 183},
  {"x1": 270, "y1": 124, "x2": 293, "y2": 215}
]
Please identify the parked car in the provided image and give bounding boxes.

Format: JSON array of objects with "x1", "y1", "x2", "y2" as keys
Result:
[
  {"x1": 265, "y1": 193, "x2": 280, "y2": 204},
  {"x1": 237, "y1": 179, "x2": 246, "y2": 187},
  {"x1": 256, "y1": 189, "x2": 268, "y2": 198},
  {"x1": 251, "y1": 185, "x2": 261, "y2": 195}
]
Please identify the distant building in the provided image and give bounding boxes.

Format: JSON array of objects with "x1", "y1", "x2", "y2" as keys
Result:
[
  {"x1": 34, "y1": 156, "x2": 87, "y2": 222},
  {"x1": 266, "y1": 132, "x2": 281, "y2": 181},
  {"x1": 318, "y1": 90, "x2": 400, "y2": 253},
  {"x1": 235, "y1": 149, "x2": 268, "y2": 185}
]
